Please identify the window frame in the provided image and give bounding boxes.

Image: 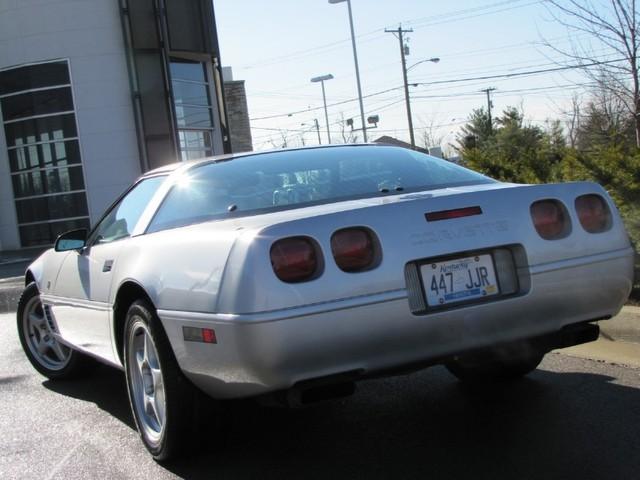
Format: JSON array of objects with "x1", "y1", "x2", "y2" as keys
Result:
[
  {"x1": 169, "y1": 56, "x2": 219, "y2": 161},
  {"x1": 86, "y1": 174, "x2": 168, "y2": 247},
  {"x1": 0, "y1": 59, "x2": 91, "y2": 247}
]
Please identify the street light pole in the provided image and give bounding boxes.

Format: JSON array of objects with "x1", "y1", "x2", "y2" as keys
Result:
[
  {"x1": 320, "y1": 80, "x2": 330, "y2": 144},
  {"x1": 329, "y1": 0, "x2": 367, "y2": 142},
  {"x1": 311, "y1": 74, "x2": 334, "y2": 144}
]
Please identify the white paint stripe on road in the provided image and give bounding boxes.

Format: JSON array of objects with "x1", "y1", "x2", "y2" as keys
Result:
[{"x1": 44, "y1": 441, "x2": 83, "y2": 480}]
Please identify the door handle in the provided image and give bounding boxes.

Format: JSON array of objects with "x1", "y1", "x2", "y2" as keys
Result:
[{"x1": 102, "y1": 260, "x2": 114, "y2": 272}]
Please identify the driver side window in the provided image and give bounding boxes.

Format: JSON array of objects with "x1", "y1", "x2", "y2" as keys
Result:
[{"x1": 91, "y1": 176, "x2": 166, "y2": 245}]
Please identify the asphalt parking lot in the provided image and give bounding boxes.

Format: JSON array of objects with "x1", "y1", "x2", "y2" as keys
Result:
[{"x1": 1, "y1": 311, "x2": 640, "y2": 480}]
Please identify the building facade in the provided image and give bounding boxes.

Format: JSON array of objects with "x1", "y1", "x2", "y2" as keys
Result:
[
  {"x1": 0, "y1": 0, "x2": 230, "y2": 251},
  {"x1": 222, "y1": 67, "x2": 253, "y2": 153}
]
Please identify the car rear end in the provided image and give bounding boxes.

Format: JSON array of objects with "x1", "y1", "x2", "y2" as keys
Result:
[{"x1": 159, "y1": 179, "x2": 634, "y2": 399}]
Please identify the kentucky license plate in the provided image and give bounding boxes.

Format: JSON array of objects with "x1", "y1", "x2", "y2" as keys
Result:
[{"x1": 420, "y1": 254, "x2": 499, "y2": 307}]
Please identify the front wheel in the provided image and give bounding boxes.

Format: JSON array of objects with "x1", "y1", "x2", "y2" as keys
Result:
[
  {"x1": 17, "y1": 282, "x2": 89, "y2": 379},
  {"x1": 446, "y1": 341, "x2": 545, "y2": 383},
  {"x1": 123, "y1": 300, "x2": 201, "y2": 461}
]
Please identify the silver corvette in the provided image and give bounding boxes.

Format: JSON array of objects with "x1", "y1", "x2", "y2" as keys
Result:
[{"x1": 17, "y1": 144, "x2": 634, "y2": 459}]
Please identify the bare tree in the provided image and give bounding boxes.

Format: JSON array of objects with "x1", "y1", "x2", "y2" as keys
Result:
[
  {"x1": 418, "y1": 116, "x2": 445, "y2": 151},
  {"x1": 545, "y1": 0, "x2": 640, "y2": 147},
  {"x1": 268, "y1": 130, "x2": 290, "y2": 149},
  {"x1": 562, "y1": 93, "x2": 583, "y2": 148},
  {"x1": 577, "y1": 84, "x2": 636, "y2": 149},
  {"x1": 337, "y1": 113, "x2": 359, "y2": 144}
]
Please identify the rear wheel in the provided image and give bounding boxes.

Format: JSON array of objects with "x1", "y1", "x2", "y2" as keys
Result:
[
  {"x1": 17, "y1": 282, "x2": 90, "y2": 379},
  {"x1": 446, "y1": 341, "x2": 545, "y2": 383},
  {"x1": 123, "y1": 300, "x2": 202, "y2": 461}
]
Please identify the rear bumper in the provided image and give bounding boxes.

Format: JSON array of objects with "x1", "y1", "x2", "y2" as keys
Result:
[{"x1": 158, "y1": 247, "x2": 634, "y2": 399}]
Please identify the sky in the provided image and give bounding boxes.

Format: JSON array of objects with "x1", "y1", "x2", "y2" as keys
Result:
[{"x1": 214, "y1": 0, "x2": 613, "y2": 153}]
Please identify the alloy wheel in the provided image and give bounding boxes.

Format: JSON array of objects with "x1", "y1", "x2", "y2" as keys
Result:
[
  {"x1": 127, "y1": 319, "x2": 167, "y2": 446},
  {"x1": 22, "y1": 295, "x2": 71, "y2": 370}
]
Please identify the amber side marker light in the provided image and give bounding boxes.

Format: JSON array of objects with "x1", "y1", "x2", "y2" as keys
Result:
[
  {"x1": 183, "y1": 326, "x2": 217, "y2": 344},
  {"x1": 575, "y1": 194, "x2": 611, "y2": 233},
  {"x1": 270, "y1": 236, "x2": 318, "y2": 282},
  {"x1": 331, "y1": 227, "x2": 376, "y2": 272},
  {"x1": 530, "y1": 199, "x2": 569, "y2": 240}
]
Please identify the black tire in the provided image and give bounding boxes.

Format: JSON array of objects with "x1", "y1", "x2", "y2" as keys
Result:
[
  {"x1": 123, "y1": 299, "x2": 201, "y2": 462},
  {"x1": 17, "y1": 282, "x2": 91, "y2": 380},
  {"x1": 446, "y1": 340, "x2": 545, "y2": 383}
]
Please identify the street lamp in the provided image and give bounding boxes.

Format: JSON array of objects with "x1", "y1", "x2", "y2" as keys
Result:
[
  {"x1": 404, "y1": 57, "x2": 440, "y2": 149},
  {"x1": 407, "y1": 57, "x2": 440, "y2": 72},
  {"x1": 311, "y1": 74, "x2": 334, "y2": 144},
  {"x1": 329, "y1": 0, "x2": 367, "y2": 142}
]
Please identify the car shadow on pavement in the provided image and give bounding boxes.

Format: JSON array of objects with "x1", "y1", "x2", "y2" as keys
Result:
[
  {"x1": 42, "y1": 363, "x2": 135, "y2": 430},
  {"x1": 164, "y1": 361, "x2": 640, "y2": 480},
  {"x1": 36, "y1": 357, "x2": 640, "y2": 479}
]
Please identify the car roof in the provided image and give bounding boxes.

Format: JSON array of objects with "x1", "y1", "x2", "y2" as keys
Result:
[{"x1": 141, "y1": 143, "x2": 386, "y2": 178}]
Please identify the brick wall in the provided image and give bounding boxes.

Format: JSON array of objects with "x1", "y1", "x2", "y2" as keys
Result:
[{"x1": 223, "y1": 80, "x2": 253, "y2": 153}]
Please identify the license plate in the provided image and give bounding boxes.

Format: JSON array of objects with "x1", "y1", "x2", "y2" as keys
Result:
[{"x1": 420, "y1": 254, "x2": 499, "y2": 307}]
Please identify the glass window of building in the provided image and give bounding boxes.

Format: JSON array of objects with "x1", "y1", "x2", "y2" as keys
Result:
[
  {"x1": 0, "y1": 60, "x2": 90, "y2": 247},
  {"x1": 170, "y1": 57, "x2": 216, "y2": 161}
]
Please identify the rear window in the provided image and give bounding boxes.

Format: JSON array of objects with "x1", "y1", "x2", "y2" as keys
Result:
[{"x1": 147, "y1": 146, "x2": 493, "y2": 233}]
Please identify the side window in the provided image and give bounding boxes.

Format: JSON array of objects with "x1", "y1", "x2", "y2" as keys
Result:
[{"x1": 91, "y1": 176, "x2": 165, "y2": 245}]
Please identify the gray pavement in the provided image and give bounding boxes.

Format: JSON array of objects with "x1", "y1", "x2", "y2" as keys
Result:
[{"x1": 1, "y1": 311, "x2": 640, "y2": 479}]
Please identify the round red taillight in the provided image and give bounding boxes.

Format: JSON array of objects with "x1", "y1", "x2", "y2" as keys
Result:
[
  {"x1": 331, "y1": 228, "x2": 376, "y2": 272},
  {"x1": 270, "y1": 237, "x2": 318, "y2": 283},
  {"x1": 575, "y1": 194, "x2": 611, "y2": 233},
  {"x1": 530, "y1": 200, "x2": 568, "y2": 240}
]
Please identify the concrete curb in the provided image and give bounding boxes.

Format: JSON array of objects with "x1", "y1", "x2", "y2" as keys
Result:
[
  {"x1": 0, "y1": 277, "x2": 22, "y2": 314},
  {"x1": 0, "y1": 258, "x2": 31, "y2": 265},
  {"x1": 598, "y1": 306, "x2": 640, "y2": 344}
]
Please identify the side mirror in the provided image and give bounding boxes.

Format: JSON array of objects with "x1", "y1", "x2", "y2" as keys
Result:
[{"x1": 54, "y1": 229, "x2": 88, "y2": 252}]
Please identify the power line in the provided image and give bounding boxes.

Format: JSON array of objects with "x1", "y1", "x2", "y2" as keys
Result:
[
  {"x1": 413, "y1": 58, "x2": 624, "y2": 87},
  {"x1": 249, "y1": 59, "x2": 623, "y2": 122},
  {"x1": 236, "y1": 0, "x2": 542, "y2": 71},
  {"x1": 399, "y1": 0, "x2": 534, "y2": 27},
  {"x1": 249, "y1": 85, "x2": 407, "y2": 121},
  {"x1": 411, "y1": 82, "x2": 597, "y2": 99},
  {"x1": 408, "y1": 49, "x2": 616, "y2": 84},
  {"x1": 250, "y1": 80, "x2": 600, "y2": 144},
  {"x1": 243, "y1": 33, "x2": 595, "y2": 101}
]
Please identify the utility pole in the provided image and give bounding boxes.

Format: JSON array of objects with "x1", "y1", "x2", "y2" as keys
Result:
[
  {"x1": 481, "y1": 87, "x2": 496, "y2": 131},
  {"x1": 301, "y1": 119, "x2": 323, "y2": 145},
  {"x1": 314, "y1": 118, "x2": 322, "y2": 145},
  {"x1": 386, "y1": 26, "x2": 415, "y2": 148}
]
